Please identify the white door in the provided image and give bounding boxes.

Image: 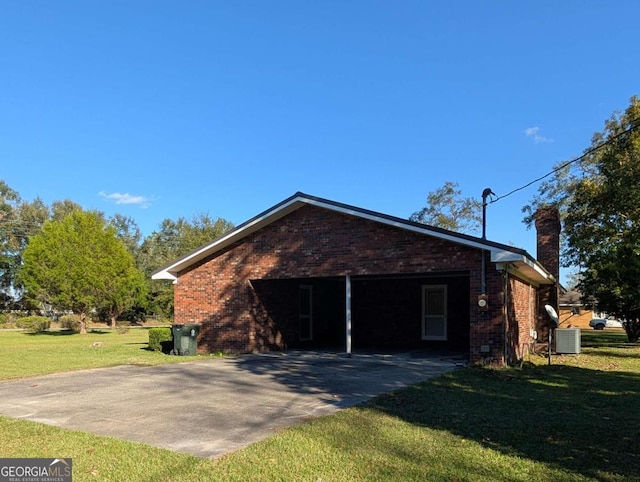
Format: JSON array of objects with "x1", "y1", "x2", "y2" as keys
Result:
[{"x1": 422, "y1": 285, "x2": 447, "y2": 340}]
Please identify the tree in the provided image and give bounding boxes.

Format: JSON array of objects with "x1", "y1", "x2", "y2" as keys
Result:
[
  {"x1": 109, "y1": 214, "x2": 142, "y2": 254},
  {"x1": 97, "y1": 262, "x2": 147, "y2": 328},
  {"x1": 20, "y1": 210, "x2": 145, "y2": 334},
  {"x1": 138, "y1": 213, "x2": 234, "y2": 318},
  {"x1": 50, "y1": 199, "x2": 83, "y2": 221},
  {"x1": 9, "y1": 197, "x2": 50, "y2": 308},
  {"x1": 0, "y1": 181, "x2": 23, "y2": 307},
  {"x1": 522, "y1": 97, "x2": 640, "y2": 227},
  {"x1": 562, "y1": 96, "x2": 640, "y2": 342},
  {"x1": 410, "y1": 181, "x2": 482, "y2": 234},
  {"x1": 0, "y1": 181, "x2": 49, "y2": 309}
]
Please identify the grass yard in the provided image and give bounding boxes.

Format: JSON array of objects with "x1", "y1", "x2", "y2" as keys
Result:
[
  {"x1": 0, "y1": 328, "x2": 197, "y2": 380},
  {"x1": 0, "y1": 328, "x2": 638, "y2": 481}
]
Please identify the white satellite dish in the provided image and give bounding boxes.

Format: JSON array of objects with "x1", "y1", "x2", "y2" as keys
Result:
[{"x1": 545, "y1": 304, "x2": 559, "y2": 325}]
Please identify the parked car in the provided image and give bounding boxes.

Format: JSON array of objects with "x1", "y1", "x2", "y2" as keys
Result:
[{"x1": 589, "y1": 317, "x2": 624, "y2": 330}]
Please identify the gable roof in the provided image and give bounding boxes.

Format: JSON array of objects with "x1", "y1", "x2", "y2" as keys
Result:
[{"x1": 152, "y1": 192, "x2": 555, "y2": 284}]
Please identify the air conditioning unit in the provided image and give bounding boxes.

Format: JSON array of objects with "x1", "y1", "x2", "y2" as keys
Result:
[{"x1": 555, "y1": 328, "x2": 581, "y2": 354}]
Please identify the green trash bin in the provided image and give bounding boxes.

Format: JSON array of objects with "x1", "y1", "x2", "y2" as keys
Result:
[{"x1": 171, "y1": 324, "x2": 200, "y2": 356}]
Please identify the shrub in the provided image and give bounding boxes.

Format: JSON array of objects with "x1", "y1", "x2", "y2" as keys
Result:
[
  {"x1": 59, "y1": 314, "x2": 81, "y2": 333},
  {"x1": 16, "y1": 316, "x2": 51, "y2": 333},
  {"x1": 0, "y1": 313, "x2": 18, "y2": 327},
  {"x1": 148, "y1": 327, "x2": 172, "y2": 353},
  {"x1": 116, "y1": 321, "x2": 130, "y2": 334}
]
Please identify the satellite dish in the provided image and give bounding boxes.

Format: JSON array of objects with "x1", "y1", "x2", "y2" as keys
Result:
[{"x1": 545, "y1": 304, "x2": 559, "y2": 326}]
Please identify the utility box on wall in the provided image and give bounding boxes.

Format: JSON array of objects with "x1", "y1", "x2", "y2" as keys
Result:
[{"x1": 555, "y1": 328, "x2": 581, "y2": 354}]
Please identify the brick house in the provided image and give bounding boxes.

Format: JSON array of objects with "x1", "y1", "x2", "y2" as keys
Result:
[
  {"x1": 152, "y1": 192, "x2": 560, "y2": 364},
  {"x1": 558, "y1": 290, "x2": 592, "y2": 329}
]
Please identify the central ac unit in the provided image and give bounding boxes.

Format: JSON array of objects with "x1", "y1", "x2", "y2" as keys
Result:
[{"x1": 555, "y1": 328, "x2": 581, "y2": 354}]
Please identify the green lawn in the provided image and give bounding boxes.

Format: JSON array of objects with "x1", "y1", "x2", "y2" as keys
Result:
[
  {"x1": 0, "y1": 328, "x2": 197, "y2": 381},
  {"x1": 0, "y1": 328, "x2": 638, "y2": 481}
]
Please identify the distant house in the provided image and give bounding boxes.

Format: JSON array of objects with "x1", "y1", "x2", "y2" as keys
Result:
[
  {"x1": 153, "y1": 193, "x2": 561, "y2": 365},
  {"x1": 559, "y1": 290, "x2": 591, "y2": 328},
  {"x1": 559, "y1": 290, "x2": 625, "y2": 329}
]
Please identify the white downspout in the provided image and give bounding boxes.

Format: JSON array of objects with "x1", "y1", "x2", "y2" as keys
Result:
[
  {"x1": 504, "y1": 269, "x2": 509, "y2": 364},
  {"x1": 346, "y1": 275, "x2": 352, "y2": 357}
]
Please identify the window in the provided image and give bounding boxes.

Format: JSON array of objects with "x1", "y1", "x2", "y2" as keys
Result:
[
  {"x1": 422, "y1": 285, "x2": 447, "y2": 340},
  {"x1": 299, "y1": 285, "x2": 313, "y2": 341}
]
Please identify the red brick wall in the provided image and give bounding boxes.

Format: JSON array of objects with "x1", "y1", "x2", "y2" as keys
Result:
[
  {"x1": 507, "y1": 275, "x2": 537, "y2": 363},
  {"x1": 173, "y1": 204, "x2": 530, "y2": 363},
  {"x1": 468, "y1": 250, "x2": 507, "y2": 363}
]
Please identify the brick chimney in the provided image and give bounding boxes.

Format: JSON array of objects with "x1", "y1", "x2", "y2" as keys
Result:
[{"x1": 535, "y1": 206, "x2": 561, "y2": 333}]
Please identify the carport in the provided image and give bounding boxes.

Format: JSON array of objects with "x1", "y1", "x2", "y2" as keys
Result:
[{"x1": 251, "y1": 271, "x2": 471, "y2": 354}]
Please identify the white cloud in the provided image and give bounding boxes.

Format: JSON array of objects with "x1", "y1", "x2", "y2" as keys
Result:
[
  {"x1": 524, "y1": 126, "x2": 554, "y2": 144},
  {"x1": 99, "y1": 191, "x2": 152, "y2": 208},
  {"x1": 524, "y1": 126, "x2": 540, "y2": 136}
]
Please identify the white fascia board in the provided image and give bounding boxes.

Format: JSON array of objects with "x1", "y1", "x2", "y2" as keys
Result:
[
  {"x1": 151, "y1": 192, "x2": 544, "y2": 283},
  {"x1": 303, "y1": 197, "x2": 510, "y2": 253},
  {"x1": 152, "y1": 197, "x2": 305, "y2": 279},
  {"x1": 491, "y1": 250, "x2": 527, "y2": 263},
  {"x1": 305, "y1": 198, "x2": 553, "y2": 284},
  {"x1": 516, "y1": 254, "x2": 554, "y2": 281},
  {"x1": 493, "y1": 252, "x2": 554, "y2": 284},
  {"x1": 528, "y1": 258, "x2": 556, "y2": 282}
]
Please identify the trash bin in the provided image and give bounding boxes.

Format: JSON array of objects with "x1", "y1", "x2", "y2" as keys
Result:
[{"x1": 171, "y1": 324, "x2": 200, "y2": 356}]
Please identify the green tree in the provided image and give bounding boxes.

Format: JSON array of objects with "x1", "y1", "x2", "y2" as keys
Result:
[
  {"x1": 139, "y1": 213, "x2": 234, "y2": 318},
  {"x1": 410, "y1": 181, "x2": 482, "y2": 234},
  {"x1": 562, "y1": 96, "x2": 640, "y2": 342},
  {"x1": 20, "y1": 210, "x2": 144, "y2": 334},
  {"x1": 10, "y1": 198, "x2": 50, "y2": 308},
  {"x1": 97, "y1": 263, "x2": 147, "y2": 328},
  {"x1": 0, "y1": 181, "x2": 49, "y2": 309},
  {"x1": 522, "y1": 97, "x2": 640, "y2": 227},
  {"x1": 0, "y1": 181, "x2": 22, "y2": 307},
  {"x1": 103, "y1": 214, "x2": 147, "y2": 323},
  {"x1": 109, "y1": 214, "x2": 142, "y2": 257},
  {"x1": 51, "y1": 199, "x2": 83, "y2": 221}
]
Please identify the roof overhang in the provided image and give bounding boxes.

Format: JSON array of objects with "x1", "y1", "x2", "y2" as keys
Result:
[
  {"x1": 492, "y1": 250, "x2": 555, "y2": 285},
  {"x1": 152, "y1": 192, "x2": 556, "y2": 285},
  {"x1": 152, "y1": 196, "x2": 306, "y2": 281}
]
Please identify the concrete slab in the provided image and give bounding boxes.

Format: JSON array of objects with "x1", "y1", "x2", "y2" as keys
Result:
[{"x1": 0, "y1": 351, "x2": 461, "y2": 458}]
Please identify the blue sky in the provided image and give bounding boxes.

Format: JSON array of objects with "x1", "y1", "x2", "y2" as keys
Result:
[{"x1": 1, "y1": 1, "x2": 639, "y2": 282}]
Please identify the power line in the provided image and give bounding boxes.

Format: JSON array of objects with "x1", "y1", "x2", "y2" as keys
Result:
[{"x1": 489, "y1": 119, "x2": 640, "y2": 204}]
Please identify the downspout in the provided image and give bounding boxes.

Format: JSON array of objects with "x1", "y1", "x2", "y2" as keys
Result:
[
  {"x1": 503, "y1": 268, "x2": 509, "y2": 365},
  {"x1": 481, "y1": 252, "x2": 486, "y2": 294},
  {"x1": 345, "y1": 274, "x2": 352, "y2": 357}
]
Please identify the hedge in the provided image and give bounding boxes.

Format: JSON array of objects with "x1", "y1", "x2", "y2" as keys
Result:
[
  {"x1": 148, "y1": 327, "x2": 172, "y2": 353},
  {"x1": 0, "y1": 313, "x2": 18, "y2": 327},
  {"x1": 16, "y1": 316, "x2": 51, "y2": 333},
  {"x1": 59, "y1": 314, "x2": 81, "y2": 333}
]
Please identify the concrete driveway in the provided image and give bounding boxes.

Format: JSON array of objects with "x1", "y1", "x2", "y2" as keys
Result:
[{"x1": 0, "y1": 351, "x2": 461, "y2": 458}]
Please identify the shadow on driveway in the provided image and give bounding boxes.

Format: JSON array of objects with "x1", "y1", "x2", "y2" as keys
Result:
[{"x1": 0, "y1": 350, "x2": 460, "y2": 458}]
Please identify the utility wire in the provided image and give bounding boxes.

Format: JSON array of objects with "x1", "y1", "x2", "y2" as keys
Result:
[{"x1": 489, "y1": 119, "x2": 640, "y2": 204}]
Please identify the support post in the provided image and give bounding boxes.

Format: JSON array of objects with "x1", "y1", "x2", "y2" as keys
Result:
[{"x1": 345, "y1": 275, "x2": 352, "y2": 357}]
